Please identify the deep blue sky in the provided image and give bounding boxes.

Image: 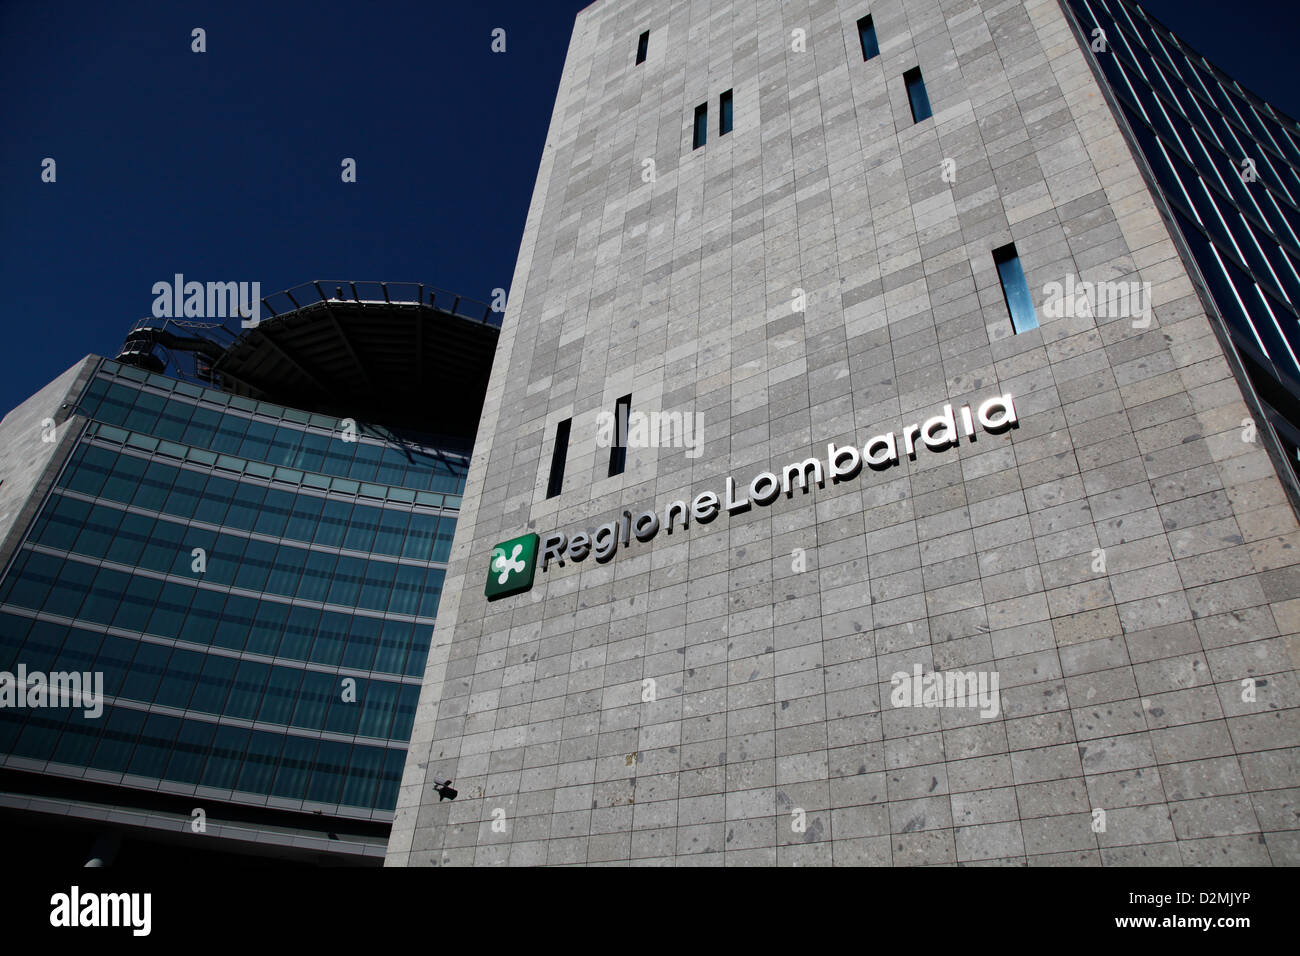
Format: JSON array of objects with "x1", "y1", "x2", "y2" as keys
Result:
[{"x1": 1, "y1": 0, "x2": 1297, "y2": 417}]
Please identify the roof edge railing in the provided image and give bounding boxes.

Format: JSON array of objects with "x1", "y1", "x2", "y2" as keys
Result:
[{"x1": 259, "y1": 280, "x2": 503, "y2": 329}]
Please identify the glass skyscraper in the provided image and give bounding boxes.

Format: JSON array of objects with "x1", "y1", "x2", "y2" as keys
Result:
[
  {"x1": 0, "y1": 281, "x2": 498, "y2": 864},
  {"x1": 1063, "y1": 0, "x2": 1300, "y2": 492}
]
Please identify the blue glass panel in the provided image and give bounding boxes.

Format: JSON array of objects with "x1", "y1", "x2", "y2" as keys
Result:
[
  {"x1": 357, "y1": 679, "x2": 398, "y2": 739},
  {"x1": 326, "y1": 556, "x2": 365, "y2": 607},
  {"x1": 236, "y1": 730, "x2": 283, "y2": 795},
  {"x1": 272, "y1": 735, "x2": 317, "y2": 800},
  {"x1": 193, "y1": 475, "x2": 237, "y2": 525},
  {"x1": 233, "y1": 539, "x2": 276, "y2": 592},
  {"x1": 164, "y1": 719, "x2": 216, "y2": 784},
  {"x1": 73, "y1": 504, "x2": 124, "y2": 557},
  {"x1": 259, "y1": 666, "x2": 304, "y2": 726},
  {"x1": 291, "y1": 671, "x2": 334, "y2": 730},
  {"x1": 33, "y1": 495, "x2": 91, "y2": 551},
  {"x1": 93, "y1": 635, "x2": 137, "y2": 696},
  {"x1": 51, "y1": 710, "x2": 102, "y2": 767},
  {"x1": 148, "y1": 582, "x2": 193, "y2": 638},
  {"x1": 52, "y1": 626, "x2": 103, "y2": 676},
  {"x1": 224, "y1": 482, "x2": 266, "y2": 532},
  {"x1": 279, "y1": 606, "x2": 320, "y2": 661},
  {"x1": 155, "y1": 648, "x2": 203, "y2": 709},
  {"x1": 857, "y1": 15, "x2": 879, "y2": 60},
  {"x1": 227, "y1": 660, "x2": 269, "y2": 720},
  {"x1": 189, "y1": 653, "x2": 237, "y2": 714},
  {"x1": 163, "y1": 468, "x2": 208, "y2": 519},
  {"x1": 180, "y1": 588, "x2": 225, "y2": 646},
  {"x1": 178, "y1": 404, "x2": 218, "y2": 447},
  {"x1": 247, "y1": 601, "x2": 289, "y2": 656},
  {"x1": 132, "y1": 461, "x2": 176, "y2": 511},
  {"x1": 905, "y1": 68, "x2": 932, "y2": 123},
  {"x1": 309, "y1": 611, "x2": 350, "y2": 666},
  {"x1": 80, "y1": 566, "x2": 130, "y2": 624},
  {"x1": 127, "y1": 713, "x2": 180, "y2": 779},
  {"x1": 374, "y1": 620, "x2": 411, "y2": 675},
  {"x1": 405, "y1": 629, "x2": 431, "y2": 678},
  {"x1": 377, "y1": 747, "x2": 407, "y2": 810},
  {"x1": 118, "y1": 640, "x2": 170, "y2": 702},
  {"x1": 18, "y1": 618, "x2": 67, "y2": 667},
  {"x1": 212, "y1": 594, "x2": 256, "y2": 653},
  {"x1": 432, "y1": 516, "x2": 455, "y2": 563},
  {"x1": 324, "y1": 678, "x2": 362, "y2": 735},
  {"x1": 342, "y1": 615, "x2": 381, "y2": 672},
  {"x1": 104, "y1": 512, "x2": 156, "y2": 566},
  {"x1": 101, "y1": 455, "x2": 148, "y2": 503},
  {"x1": 255, "y1": 488, "x2": 294, "y2": 538},
  {"x1": 995, "y1": 247, "x2": 1039, "y2": 333},
  {"x1": 285, "y1": 495, "x2": 323, "y2": 542},
  {"x1": 89, "y1": 706, "x2": 146, "y2": 772},
  {"x1": 314, "y1": 499, "x2": 351, "y2": 548},
  {"x1": 341, "y1": 744, "x2": 384, "y2": 808},
  {"x1": 306, "y1": 739, "x2": 350, "y2": 805},
  {"x1": 14, "y1": 710, "x2": 69, "y2": 760},
  {"x1": 359, "y1": 560, "x2": 397, "y2": 612},
  {"x1": 112, "y1": 575, "x2": 163, "y2": 632},
  {"x1": 390, "y1": 565, "x2": 423, "y2": 616},
  {"x1": 63, "y1": 444, "x2": 116, "y2": 496},
  {"x1": 419, "y1": 568, "x2": 446, "y2": 618},
  {"x1": 402, "y1": 512, "x2": 438, "y2": 560},
  {"x1": 200, "y1": 724, "x2": 250, "y2": 789}
]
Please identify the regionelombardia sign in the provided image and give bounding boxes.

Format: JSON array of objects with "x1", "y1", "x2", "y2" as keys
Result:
[{"x1": 485, "y1": 393, "x2": 1018, "y2": 599}]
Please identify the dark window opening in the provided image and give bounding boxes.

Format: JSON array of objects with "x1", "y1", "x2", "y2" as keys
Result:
[
  {"x1": 693, "y1": 103, "x2": 708, "y2": 149},
  {"x1": 636, "y1": 31, "x2": 649, "y2": 65},
  {"x1": 993, "y1": 243, "x2": 1039, "y2": 333},
  {"x1": 857, "y1": 15, "x2": 879, "y2": 61},
  {"x1": 904, "y1": 66, "x2": 932, "y2": 123},
  {"x1": 720, "y1": 89, "x2": 734, "y2": 136},
  {"x1": 546, "y1": 418, "x2": 571, "y2": 499},
  {"x1": 608, "y1": 395, "x2": 631, "y2": 477}
]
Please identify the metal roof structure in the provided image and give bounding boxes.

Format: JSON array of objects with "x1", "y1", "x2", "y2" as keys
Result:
[{"x1": 116, "y1": 280, "x2": 502, "y2": 440}]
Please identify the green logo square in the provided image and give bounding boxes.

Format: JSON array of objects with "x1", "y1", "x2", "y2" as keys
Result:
[{"x1": 485, "y1": 533, "x2": 539, "y2": 599}]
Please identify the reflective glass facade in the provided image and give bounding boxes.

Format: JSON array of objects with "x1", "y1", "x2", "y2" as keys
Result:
[
  {"x1": 0, "y1": 359, "x2": 466, "y2": 818},
  {"x1": 1065, "y1": 0, "x2": 1300, "y2": 484}
]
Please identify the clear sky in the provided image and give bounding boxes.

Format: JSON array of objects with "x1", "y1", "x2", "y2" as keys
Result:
[{"x1": 1, "y1": 0, "x2": 1297, "y2": 418}]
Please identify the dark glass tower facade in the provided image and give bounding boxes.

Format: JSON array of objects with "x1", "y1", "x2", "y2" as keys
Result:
[
  {"x1": 0, "y1": 282, "x2": 497, "y2": 864},
  {"x1": 1063, "y1": 0, "x2": 1300, "y2": 492}
]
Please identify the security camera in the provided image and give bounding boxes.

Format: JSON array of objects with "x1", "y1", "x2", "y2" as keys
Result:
[{"x1": 432, "y1": 776, "x2": 458, "y2": 801}]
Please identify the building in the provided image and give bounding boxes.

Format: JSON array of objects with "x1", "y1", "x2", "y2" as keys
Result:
[
  {"x1": 0, "y1": 281, "x2": 498, "y2": 865},
  {"x1": 388, "y1": 0, "x2": 1300, "y2": 866},
  {"x1": 1061, "y1": 0, "x2": 1300, "y2": 493}
]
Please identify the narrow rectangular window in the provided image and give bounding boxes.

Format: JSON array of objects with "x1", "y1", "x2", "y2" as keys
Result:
[
  {"x1": 546, "y1": 418, "x2": 571, "y2": 499},
  {"x1": 857, "y1": 15, "x2": 879, "y2": 61},
  {"x1": 636, "y1": 30, "x2": 649, "y2": 65},
  {"x1": 608, "y1": 395, "x2": 631, "y2": 477},
  {"x1": 993, "y1": 243, "x2": 1039, "y2": 333},
  {"x1": 693, "y1": 103, "x2": 708, "y2": 149},
  {"x1": 904, "y1": 66, "x2": 932, "y2": 123},
  {"x1": 719, "y1": 89, "x2": 734, "y2": 136}
]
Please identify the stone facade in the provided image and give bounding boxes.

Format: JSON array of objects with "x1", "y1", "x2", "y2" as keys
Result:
[{"x1": 387, "y1": 0, "x2": 1300, "y2": 866}]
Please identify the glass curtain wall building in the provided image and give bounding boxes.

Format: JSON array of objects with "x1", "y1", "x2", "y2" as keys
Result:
[
  {"x1": 0, "y1": 282, "x2": 498, "y2": 865},
  {"x1": 1062, "y1": 0, "x2": 1300, "y2": 492}
]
